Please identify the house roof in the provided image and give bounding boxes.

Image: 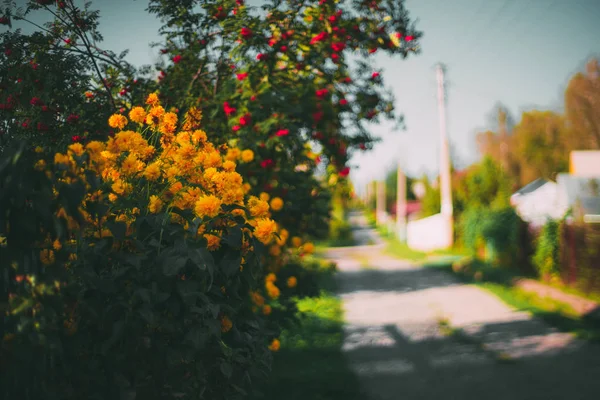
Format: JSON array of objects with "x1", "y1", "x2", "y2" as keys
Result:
[{"x1": 512, "y1": 178, "x2": 550, "y2": 197}]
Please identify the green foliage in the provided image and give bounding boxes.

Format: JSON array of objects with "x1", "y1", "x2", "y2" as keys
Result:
[
  {"x1": 0, "y1": 1, "x2": 143, "y2": 153},
  {"x1": 419, "y1": 175, "x2": 440, "y2": 218},
  {"x1": 532, "y1": 219, "x2": 562, "y2": 279},
  {"x1": 0, "y1": 0, "x2": 423, "y2": 398},
  {"x1": 460, "y1": 206, "x2": 531, "y2": 269},
  {"x1": 0, "y1": 138, "x2": 277, "y2": 400},
  {"x1": 254, "y1": 262, "x2": 364, "y2": 400},
  {"x1": 383, "y1": 166, "x2": 416, "y2": 211}
]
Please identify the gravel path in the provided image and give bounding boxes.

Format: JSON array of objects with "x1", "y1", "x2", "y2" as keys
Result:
[{"x1": 325, "y1": 211, "x2": 600, "y2": 400}]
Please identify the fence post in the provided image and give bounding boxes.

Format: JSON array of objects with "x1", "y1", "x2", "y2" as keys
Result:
[{"x1": 569, "y1": 223, "x2": 577, "y2": 286}]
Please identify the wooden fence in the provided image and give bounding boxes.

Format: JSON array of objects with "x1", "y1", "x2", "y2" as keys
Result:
[{"x1": 559, "y1": 223, "x2": 600, "y2": 294}]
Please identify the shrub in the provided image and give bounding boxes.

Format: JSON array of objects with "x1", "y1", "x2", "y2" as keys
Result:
[
  {"x1": 460, "y1": 206, "x2": 531, "y2": 269},
  {"x1": 533, "y1": 219, "x2": 562, "y2": 279},
  {"x1": 1, "y1": 96, "x2": 284, "y2": 400}
]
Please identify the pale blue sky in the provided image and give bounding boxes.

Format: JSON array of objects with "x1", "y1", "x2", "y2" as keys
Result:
[{"x1": 9, "y1": 0, "x2": 600, "y2": 188}]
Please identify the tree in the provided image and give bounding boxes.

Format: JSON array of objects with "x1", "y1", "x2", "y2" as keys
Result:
[
  {"x1": 454, "y1": 156, "x2": 511, "y2": 210},
  {"x1": 565, "y1": 57, "x2": 600, "y2": 150},
  {"x1": 0, "y1": 1, "x2": 142, "y2": 153},
  {"x1": 510, "y1": 110, "x2": 569, "y2": 186}
]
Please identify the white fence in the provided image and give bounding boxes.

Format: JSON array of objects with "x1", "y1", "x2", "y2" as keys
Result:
[{"x1": 406, "y1": 213, "x2": 452, "y2": 252}]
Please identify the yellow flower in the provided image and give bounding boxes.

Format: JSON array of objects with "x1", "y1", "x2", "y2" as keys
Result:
[
  {"x1": 291, "y1": 236, "x2": 302, "y2": 247},
  {"x1": 226, "y1": 148, "x2": 241, "y2": 161},
  {"x1": 146, "y1": 92, "x2": 159, "y2": 106},
  {"x1": 35, "y1": 159, "x2": 46, "y2": 170},
  {"x1": 34, "y1": 146, "x2": 44, "y2": 153},
  {"x1": 182, "y1": 107, "x2": 203, "y2": 130},
  {"x1": 265, "y1": 281, "x2": 280, "y2": 299},
  {"x1": 108, "y1": 193, "x2": 118, "y2": 202},
  {"x1": 270, "y1": 197, "x2": 283, "y2": 211},
  {"x1": 276, "y1": 228, "x2": 289, "y2": 246},
  {"x1": 120, "y1": 154, "x2": 144, "y2": 177},
  {"x1": 222, "y1": 160, "x2": 236, "y2": 172},
  {"x1": 268, "y1": 338, "x2": 281, "y2": 352},
  {"x1": 269, "y1": 245, "x2": 281, "y2": 257},
  {"x1": 248, "y1": 196, "x2": 270, "y2": 218},
  {"x1": 250, "y1": 291, "x2": 265, "y2": 306},
  {"x1": 241, "y1": 149, "x2": 254, "y2": 162},
  {"x1": 254, "y1": 218, "x2": 277, "y2": 244},
  {"x1": 148, "y1": 195, "x2": 163, "y2": 214},
  {"x1": 129, "y1": 106, "x2": 147, "y2": 124},
  {"x1": 287, "y1": 276, "x2": 297, "y2": 288},
  {"x1": 194, "y1": 195, "x2": 222, "y2": 218},
  {"x1": 265, "y1": 273, "x2": 277, "y2": 283},
  {"x1": 303, "y1": 242, "x2": 315, "y2": 254},
  {"x1": 150, "y1": 105, "x2": 165, "y2": 118},
  {"x1": 204, "y1": 233, "x2": 221, "y2": 251},
  {"x1": 259, "y1": 192, "x2": 270, "y2": 202},
  {"x1": 40, "y1": 249, "x2": 55, "y2": 265},
  {"x1": 143, "y1": 162, "x2": 162, "y2": 181},
  {"x1": 220, "y1": 316, "x2": 233, "y2": 333},
  {"x1": 52, "y1": 239, "x2": 62, "y2": 251},
  {"x1": 54, "y1": 153, "x2": 71, "y2": 165},
  {"x1": 262, "y1": 305, "x2": 272, "y2": 315},
  {"x1": 108, "y1": 114, "x2": 128, "y2": 130},
  {"x1": 111, "y1": 179, "x2": 127, "y2": 195},
  {"x1": 67, "y1": 143, "x2": 85, "y2": 157}
]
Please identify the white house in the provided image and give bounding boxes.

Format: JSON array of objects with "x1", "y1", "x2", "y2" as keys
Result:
[
  {"x1": 510, "y1": 178, "x2": 564, "y2": 227},
  {"x1": 511, "y1": 175, "x2": 600, "y2": 226}
]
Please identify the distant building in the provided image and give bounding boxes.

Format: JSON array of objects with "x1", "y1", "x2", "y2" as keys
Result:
[
  {"x1": 510, "y1": 178, "x2": 563, "y2": 226},
  {"x1": 556, "y1": 173, "x2": 600, "y2": 223},
  {"x1": 570, "y1": 151, "x2": 600, "y2": 177},
  {"x1": 511, "y1": 174, "x2": 600, "y2": 226},
  {"x1": 390, "y1": 201, "x2": 422, "y2": 220}
]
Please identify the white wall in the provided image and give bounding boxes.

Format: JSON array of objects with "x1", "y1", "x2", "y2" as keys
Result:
[
  {"x1": 570, "y1": 151, "x2": 600, "y2": 177},
  {"x1": 512, "y1": 182, "x2": 567, "y2": 227},
  {"x1": 406, "y1": 213, "x2": 452, "y2": 252}
]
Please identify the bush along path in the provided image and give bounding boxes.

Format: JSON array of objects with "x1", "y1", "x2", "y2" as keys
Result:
[
  {"x1": 324, "y1": 210, "x2": 600, "y2": 400},
  {"x1": 0, "y1": 1, "x2": 421, "y2": 399}
]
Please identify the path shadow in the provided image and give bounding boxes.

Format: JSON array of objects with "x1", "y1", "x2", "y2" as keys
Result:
[
  {"x1": 342, "y1": 319, "x2": 600, "y2": 400},
  {"x1": 335, "y1": 267, "x2": 461, "y2": 296}
]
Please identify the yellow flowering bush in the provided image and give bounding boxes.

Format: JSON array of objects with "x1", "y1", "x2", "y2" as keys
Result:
[{"x1": 0, "y1": 94, "x2": 284, "y2": 400}]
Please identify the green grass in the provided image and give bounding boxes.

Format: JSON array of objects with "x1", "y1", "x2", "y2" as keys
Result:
[
  {"x1": 381, "y1": 233, "x2": 467, "y2": 263},
  {"x1": 427, "y1": 258, "x2": 600, "y2": 343},
  {"x1": 252, "y1": 265, "x2": 365, "y2": 400}
]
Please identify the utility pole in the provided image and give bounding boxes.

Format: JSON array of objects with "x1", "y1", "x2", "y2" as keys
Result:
[
  {"x1": 376, "y1": 180, "x2": 385, "y2": 225},
  {"x1": 436, "y1": 63, "x2": 454, "y2": 247},
  {"x1": 396, "y1": 161, "x2": 407, "y2": 242}
]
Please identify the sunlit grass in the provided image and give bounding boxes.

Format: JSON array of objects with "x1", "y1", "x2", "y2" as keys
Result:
[
  {"x1": 427, "y1": 258, "x2": 600, "y2": 343},
  {"x1": 252, "y1": 265, "x2": 365, "y2": 400}
]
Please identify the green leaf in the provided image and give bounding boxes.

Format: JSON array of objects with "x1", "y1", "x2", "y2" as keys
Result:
[
  {"x1": 162, "y1": 250, "x2": 187, "y2": 276},
  {"x1": 184, "y1": 325, "x2": 208, "y2": 349},
  {"x1": 101, "y1": 320, "x2": 125, "y2": 355},
  {"x1": 223, "y1": 225, "x2": 242, "y2": 248},
  {"x1": 188, "y1": 246, "x2": 214, "y2": 271},
  {"x1": 138, "y1": 306, "x2": 154, "y2": 324},
  {"x1": 220, "y1": 361, "x2": 232, "y2": 378},
  {"x1": 106, "y1": 220, "x2": 127, "y2": 241},
  {"x1": 220, "y1": 253, "x2": 241, "y2": 276},
  {"x1": 135, "y1": 288, "x2": 151, "y2": 303}
]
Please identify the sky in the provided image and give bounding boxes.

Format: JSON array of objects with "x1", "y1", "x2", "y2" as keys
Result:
[{"x1": 8, "y1": 0, "x2": 600, "y2": 190}]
